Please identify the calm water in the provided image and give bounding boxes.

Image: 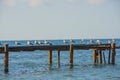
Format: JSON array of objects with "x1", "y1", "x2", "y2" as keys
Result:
[{"x1": 0, "y1": 39, "x2": 120, "y2": 80}]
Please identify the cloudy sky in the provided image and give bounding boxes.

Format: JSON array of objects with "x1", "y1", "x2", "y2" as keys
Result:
[{"x1": 0, "y1": 0, "x2": 120, "y2": 40}]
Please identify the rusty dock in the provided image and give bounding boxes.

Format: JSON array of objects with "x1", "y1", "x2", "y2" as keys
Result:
[{"x1": 0, "y1": 42, "x2": 116, "y2": 73}]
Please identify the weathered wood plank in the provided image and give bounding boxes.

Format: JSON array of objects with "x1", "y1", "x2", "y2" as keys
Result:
[
  {"x1": 4, "y1": 44, "x2": 9, "y2": 73},
  {"x1": 0, "y1": 44, "x2": 112, "y2": 53}
]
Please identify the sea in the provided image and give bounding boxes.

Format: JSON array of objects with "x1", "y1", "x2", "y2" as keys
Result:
[{"x1": 0, "y1": 39, "x2": 120, "y2": 80}]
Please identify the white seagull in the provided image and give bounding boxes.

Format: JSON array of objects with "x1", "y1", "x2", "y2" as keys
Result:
[
  {"x1": 27, "y1": 41, "x2": 33, "y2": 45},
  {"x1": 80, "y1": 39, "x2": 84, "y2": 44},
  {"x1": 34, "y1": 40, "x2": 39, "y2": 45},
  {"x1": 38, "y1": 41, "x2": 43, "y2": 45},
  {"x1": 112, "y1": 39, "x2": 115, "y2": 43},
  {"x1": 15, "y1": 41, "x2": 21, "y2": 45},
  {"x1": 44, "y1": 40, "x2": 49, "y2": 44},
  {"x1": 63, "y1": 40, "x2": 67, "y2": 44},
  {"x1": 89, "y1": 39, "x2": 94, "y2": 44},
  {"x1": 70, "y1": 39, "x2": 74, "y2": 44},
  {"x1": 96, "y1": 40, "x2": 101, "y2": 44},
  {"x1": 44, "y1": 40, "x2": 52, "y2": 45}
]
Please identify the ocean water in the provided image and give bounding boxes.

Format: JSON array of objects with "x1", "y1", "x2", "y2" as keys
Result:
[{"x1": 0, "y1": 39, "x2": 120, "y2": 80}]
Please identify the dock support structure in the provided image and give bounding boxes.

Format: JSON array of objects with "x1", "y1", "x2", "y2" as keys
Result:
[
  {"x1": 103, "y1": 52, "x2": 106, "y2": 64},
  {"x1": 108, "y1": 47, "x2": 111, "y2": 64},
  {"x1": 70, "y1": 44, "x2": 73, "y2": 68},
  {"x1": 111, "y1": 43, "x2": 116, "y2": 64},
  {"x1": 93, "y1": 49, "x2": 98, "y2": 64},
  {"x1": 58, "y1": 50, "x2": 60, "y2": 65},
  {"x1": 98, "y1": 50, "x2": 102, "y2": 64},
  {"x1": 4, "y1": 44, "x2": 9, "y2": 73},
  {"x1": 48, "y1": 50, "x2": 52, "y2": 65}
]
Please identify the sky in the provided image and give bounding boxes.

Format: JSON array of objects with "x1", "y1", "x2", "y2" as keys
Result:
[{"x1": 0, "y1": 0, "x2": 120, "y2": 40}]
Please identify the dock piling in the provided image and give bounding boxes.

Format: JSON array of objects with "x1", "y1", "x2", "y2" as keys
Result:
[
  {"x1": 70, "y1": 44, "x2": 73, "y2": 67},
  {"x1": 103, "y1": 51, "x2": 106, "y2": 64},
  {"x1": 58, "y1": 50, "x2": 60, "y2": 65},
  {"x1": 111, "y1": 42, "x2": 116, "y2": 64},
  {"x1": 99, "y1": 50, "x2": 102, "y2": 64},
  {"x1": 4, "y1": 44, "x2": 9, "y2": 73},
  {"x1": 48, "y1": 50, "x2": 52, "y2": 65},
  {"x1": 93, "y1": 49, "x2": 97, "y2": 64},
  {"x1": 108, "y1": 46, "x2": 111, "y2": 64}
]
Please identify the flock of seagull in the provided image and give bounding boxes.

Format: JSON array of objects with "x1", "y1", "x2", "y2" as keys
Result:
[
  {"x1": 0, "y1": 39, "x2": 115, "y2": 46},
  {"x1": 14, "y1": 40, "x2": 52, "y2": 46}
]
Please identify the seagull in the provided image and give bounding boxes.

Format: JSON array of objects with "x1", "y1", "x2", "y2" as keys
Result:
[
  {"x1": 27, "y1": 41, "x2": 33, "y2": 45},
  {"x1": 89, "y1": 39, "x2": 94, "y2": 44},
  {"x1": 70, "y1": 39, "x2": 74, "y2": 44},
  {"x1": 63, "y1": 40, "x2": 67, "y2": 44},
  {"x1": 44, "y1": 40, "x2": 49, "y2": 44},
  {"x1": 96, "y1": 40, "x2": 101, "y2": 44},
  {"x1": 80, "y1": 39, "x2": 84, "y2": 44},
  {"x1": 34, "y1": 40, "x2": 39, "y2": 45},
  {"x1": 44, "y1": 40, "x2": 52, "y2": 45},
  {"x1": 112, "y1": 39, "x2": 115, "y2": 43},
  {"x1": 38, "y1": 41, "x2": 43, "y2": 45},
  {"x1": 15, "y1": 41, "x2": 21, "y2": 45}
]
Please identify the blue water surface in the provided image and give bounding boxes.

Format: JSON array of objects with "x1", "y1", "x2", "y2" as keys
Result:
[{"x1": 0, "y1": 39, "x2": 120, "y2": 80}]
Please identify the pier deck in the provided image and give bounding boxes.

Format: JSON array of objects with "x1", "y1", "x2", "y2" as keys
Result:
[
  {"x1": 0, "y1": 43, "x2": 116, "y2": 73},
  {"x1": 0, "y1": 44, "x2": 111, "y2": 52}
]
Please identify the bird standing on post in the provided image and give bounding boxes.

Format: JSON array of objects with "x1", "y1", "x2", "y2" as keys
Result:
[{"x1": 112, "y1": 39, "x2": 115, "y2": 43}]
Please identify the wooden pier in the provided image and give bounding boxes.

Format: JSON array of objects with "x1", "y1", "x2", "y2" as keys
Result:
[{"x1": 0, "y1": 43, "x2": 116, "y2": 73}]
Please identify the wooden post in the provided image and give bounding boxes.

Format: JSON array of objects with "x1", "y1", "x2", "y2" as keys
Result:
[
  {"x1": 108, "y1": 49, "x2": 111, "y2": 64},
  {"x1": 4, "y1": 44, "x2": 9, "y2": 73},
  {"x1": 108, "y1": 44, "x2": 111, "y2": 64},
  {"x1": 103, "y1": 51, "x2": 106, "y2": 64},
  {"x1": 99, "y1": 50, "x2": 102, "y2": 64},
  {"x1": 70, "y1": 44, "x2": 73, "y2": 67},
  {"x1": 58, "y1": 50, "x2": 60, "y2": 65},
  {"x1": 93, "y1": 49, "x2": 97, "y2": 64},
  {"x1": 48, "y1": 50, "x2": 52, "y2": 65},
  {"x1": 111, "y1": 42, "x2": 116, "y2": 64}
]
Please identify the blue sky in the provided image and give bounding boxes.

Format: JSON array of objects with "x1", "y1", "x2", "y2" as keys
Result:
[{"x1": 0, "y1": 0, "x2": 120, "y2": 40}]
